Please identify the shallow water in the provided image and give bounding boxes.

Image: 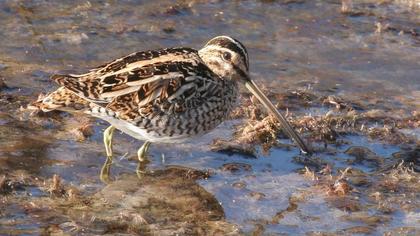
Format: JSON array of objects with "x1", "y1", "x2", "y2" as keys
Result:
[{"x1": 0, "y1": 0, "x2": 419, "y2": 235}]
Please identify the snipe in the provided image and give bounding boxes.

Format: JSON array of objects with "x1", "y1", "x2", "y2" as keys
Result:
[{"x1": 31, "y1": 36, "x2": 311, "y2": 182}]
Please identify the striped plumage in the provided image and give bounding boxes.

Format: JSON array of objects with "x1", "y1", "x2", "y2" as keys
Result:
[
  {"x1": 41, "y1": 46, "x2": 238, "y2": 143},
  {"x1": 32, "y1": 36, "x2": 311, "y2": 182}
]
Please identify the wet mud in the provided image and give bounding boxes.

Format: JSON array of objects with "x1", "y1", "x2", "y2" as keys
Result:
[{"x1": 0, "y1": 0, "x2": 419, "y2": 235}]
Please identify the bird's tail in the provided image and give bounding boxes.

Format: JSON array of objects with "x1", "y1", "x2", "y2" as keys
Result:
[{"x1": 28, "y1": 86, "x2": 90, "y2": 113}]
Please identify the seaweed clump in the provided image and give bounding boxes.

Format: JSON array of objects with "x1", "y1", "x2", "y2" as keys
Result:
[{"x1": 214, "y1": 88, "x2": 418, "y2": 156}]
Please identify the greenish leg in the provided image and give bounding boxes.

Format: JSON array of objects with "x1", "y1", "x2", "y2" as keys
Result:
[
  {"x1": 137, "y1": 141, "x2": 151, "y2": 162},
  {"x1": 103, "y1": 126, "x2": 116, "y2": 157},
  {"x1": 100, "y1": 126, "x2": 116, "y2": 183},
  {"x1": 136, "y1": 141, "x2": 151, "y2": 179}
]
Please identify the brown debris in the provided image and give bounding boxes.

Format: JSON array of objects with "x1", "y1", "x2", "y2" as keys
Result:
[
  {"x1": 384, "y1": 227, "x2": 420, "y2": 236},
  {"x1": 391, "y1": 147, "x2": 420, "y2": 172},
  {"x1": 64, "y1": 186, "x2": 83, "y2": 201},
  {"x1": 164, "y1": 165, "x2": 211, "y2": 180},
  {"x1": 250, "y1": 223, "x2": 265, "y2": 236},
  {"x1": 225, "y1": 90, "x2": 309, "y2": 153},
  {"x1": 0, "y1": 171, "x2": 41, "y2": 194},
  {"x1": 322, "y1": 95, "x2": 363, "y2": 111},
  {"x1": 328, "y1": 179, "x2": 352, "y2": 196},
  {"x1": 345, "y1": 169, "x2": 370, "y2": 187},
  {"x1": 377, "y1": 201, "x2": 394, "y2": 214},
  {"x1": 341, "y1": 0, "x2": 353, "y2": 13},
  {"x1": 326, "y1": 167, "x2": 353, "y2": 196},
  {"x1": 228, "y1": 95, "x2": 257, "y2": 120},
  {"x1": 249, "y1": 191, "x2": 266, "y2": 201},
  {"x1": 319, "y1": 164, "x2": 332, "y2": 175},
  {"x1": 294, "y1": 108, "x2": 417, "y2": 146},
  {"x1": 228, "y1": 88, "x2": 416, "y2": 155},
  {"x1": 277, "y1": 89, "x2": 317, "y2": 109},
  {"x1": 364, "y1": 158, "x2": 420, "y2": 217},
  {"x1": 345, "y1": 146, "x2": 384, "y2": 167},
  {"x1": 397, "y1": 112, "x2": 420, "y2": 130},
  {"x1": 271, "y1": 193, "x2": 303, "y2": 224},
  {"x1": 238, "y1": 116, "x2": 281, "y2": 143},
  {"x1": 46, "y1": 174, "x2": 66, "y2": 197},
  {"x1": 375, "y1": 22, "x2": 390, "y2": 34},
  {"x1": 0, "y1": 175, "x2": 8, "y2": 193},
  {"x1": 294, "y1": 155, "x2": 329, "y2": 170},
  {"x1": 163, "y1": 3, "x2": 191, "y2": 16},
  {"x1": 232, "y1": 181, "x2": 247, "y2": 189},
  {"x1": 0, "y1": 77, "x2": 8, "y2": 91},
  {"x1": 303, "y1": 166, "x2": 317, "y2": 181},
  {"x1": 374, "y1": 20, "x2": 419, "y2": 37},
  {"x1": 369, "y1": 191, "x2": 382, "y2": 201},
  {"x1": 340, "y1": 0, "x2": 366, "y2": 16},
  {"x1": 210, "y1": 139, "x2": 256, "y2": 157},
  {"x1": 367, "y1": 126, "x2": 412, "y2": 145},
  {"x1": 221, "y1": 163, "x2": 252, "y2": 173},
  {"x1": 328, "y1": 196, "x2": 361, "y2": 212},
  {"x1": 341, "y1": 211, "x2": 390, "y2": 226},
  {"x1": 295, "y1": 112, "x2": 356, "y2": 144},
  {"x1": 225, "y1": 114, "x2": 300, "y2": 154},
  {"x1": 300, "y1": 166, "x2": 361, "y2": 212},
  {"x1": 339, "y1": 226, "x2": 375, "y2": 235},
  {"x1": 73, "y1": 122, "x2": 94, "y2": 141}
]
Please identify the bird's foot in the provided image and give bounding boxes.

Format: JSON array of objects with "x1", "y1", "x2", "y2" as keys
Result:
[
  {"x1": 101, "y1": 126, "x2": 115, "y2": 183},
  {"x1": 103, "y1": 126, "x2": 115, "y2": 157},
  {"x1": 136, "y1": 141, "x2": 151, "y2": 179}
]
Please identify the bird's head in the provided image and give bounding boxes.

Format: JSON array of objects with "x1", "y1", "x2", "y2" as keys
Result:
[
  {"x1": 198, "y1": 35, "x2": 249, "y2": 82},
  {"x1": 199, "y1": 35, "x2": 312, "y2": 155}
]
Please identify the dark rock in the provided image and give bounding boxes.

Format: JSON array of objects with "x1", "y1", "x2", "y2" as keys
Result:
[{"x1": 221, "y1": 163, "x2": 252, "y2": 173}]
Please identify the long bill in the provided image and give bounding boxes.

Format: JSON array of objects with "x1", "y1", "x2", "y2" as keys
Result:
[{"x1": 244, "y1": 79, "x2": 312, "y2": 155}]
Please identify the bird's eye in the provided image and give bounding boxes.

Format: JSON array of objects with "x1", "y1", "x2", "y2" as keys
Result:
[{"x1": 222, "y1": 52, "x2": 232, "y2": 61}]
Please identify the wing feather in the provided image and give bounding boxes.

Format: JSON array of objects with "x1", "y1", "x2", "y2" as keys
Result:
[{"x1": 51, "y1": 47, "x2": 222, "y2": 116}]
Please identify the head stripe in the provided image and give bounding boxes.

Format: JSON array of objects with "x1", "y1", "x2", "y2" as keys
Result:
[{"x1": 205, "y1": 36, "x2": 249, "y2": 71}]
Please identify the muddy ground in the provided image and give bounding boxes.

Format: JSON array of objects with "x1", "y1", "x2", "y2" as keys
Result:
[{"x1": 0, "y1": 0, "x2": 419, "y2": 235}]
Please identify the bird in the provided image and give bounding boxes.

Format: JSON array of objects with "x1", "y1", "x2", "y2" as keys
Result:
[{"x1": 30, "y1": 36, "x2": 311, "y2": 182}]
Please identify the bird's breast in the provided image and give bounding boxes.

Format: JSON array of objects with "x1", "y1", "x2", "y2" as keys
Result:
[{"x1": 136, "y1": 89, "x2": 238, "y2": 142}]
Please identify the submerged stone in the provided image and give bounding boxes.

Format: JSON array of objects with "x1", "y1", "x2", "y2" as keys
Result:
[{"x1": 77, "y1": 167, "x2": 239, "y2": 235}]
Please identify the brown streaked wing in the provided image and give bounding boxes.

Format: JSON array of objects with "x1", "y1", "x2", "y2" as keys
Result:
[
  {"x1": 105, "y1": 63, "x2": 221, "y2": 120},
  {"x1": 90, "y1": 47, "x2": 198, "y2": 74},
  {"x1": 52, "y1": 48, "x2": 222, "y2": 119},
  {"x1": 105, "y1": 92, "x2": 142, "y2": 121},
  {"x1": 51, "y1": 48, "x2": 204, "y2": 104}
]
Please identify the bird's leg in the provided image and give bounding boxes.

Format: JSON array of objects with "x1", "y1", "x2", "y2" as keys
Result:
[
  {"x1": 136, "y1": 141, "x2": 151, "y2": 178},
  {"x1": 103, "y1": 126, "x2": 116, "y2": 157},
  {"x1": 100, "y1": 125, "x2": 115, "y2": 183},
  {"x1": 137, "y1": 141, "x2": 151, "y2": 162}
]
